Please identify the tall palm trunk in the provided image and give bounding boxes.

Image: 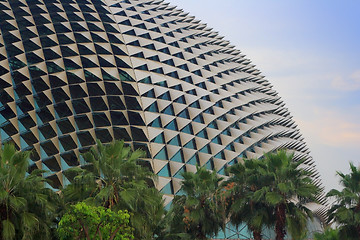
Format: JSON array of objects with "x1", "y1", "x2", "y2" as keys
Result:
[
  {"x1": 275, "y1": 203, "x2": 286, "y2": 240},
  {"x1": 356, "y1": 225, "x2": 360, "y2": 240},
  {"x1": 249, "y1": 225, "x2": 262, "y2": 240},
  {"x1": 196, "y1": 223, "x2": 207, "y2": 240},
  {"x1": 249, "y1": 199, "x2": 262, "y2": 240},
  {"x1": 0, "y1": 204, "x2": 6, "y2": 240},
  {"x1": 0, "y1": 204, "x2": 10, "y2": 240},
  {"x1": 356, "y1": 199, "x2": 360, "y2": 239},
  {"x1": 253, "y1": 230, "x2": 262, "y2": 240}
]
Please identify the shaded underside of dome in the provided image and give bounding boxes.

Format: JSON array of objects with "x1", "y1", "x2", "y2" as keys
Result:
[{"x1": 0, "y1": 0, "x2": 323, "y2": 213}]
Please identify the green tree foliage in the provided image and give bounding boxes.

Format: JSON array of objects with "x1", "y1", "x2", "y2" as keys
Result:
[
  {"x1": 169, "y1": 166, "x2": 225, "y2": 240},
  {"x1": 0, "y1": 140, "x2": 328, "y2": 240},
  {"x1": 57, "y1": 202, "x2": 133, "y2": 240},
  {"x1": 63, "y1": 140, "x2": 152, "y2": 206},
  {"x1": 313, "y1": 227, "x2": 339, "y2": 240},
  {"x1": 327, "y1": 163, "x2": 360, "y2": 239},
  {"x1": 253, "y1": 150, "x2": 320, "y2": 240},
  {"x1": 62, "y1": 140, "x2": 164, "y2": 240},
  {"x1": 126, "y1": 187, "x2": 166, "y2": 240},
  {"x1": 0, "y1": 143, "x2": 57, "y2": 240},
  {"x1": 225, "y1": 159, "x2": 274, "y2": 240}
]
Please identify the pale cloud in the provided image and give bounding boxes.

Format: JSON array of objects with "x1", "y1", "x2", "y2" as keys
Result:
[
  {"x1": 295, "y1": 107, "x2": 360, "y2": 192},
  {"x1": 241, "y1": 47, "x2": 340, "y2": 97},
  {"x1": 242, "y1": 47, "x2": 329, "y2": 75},
  {"x1": 331, "y1": 70, "x2": 360, "y2": 91},
  {"x1": 242, "y1": 48, "x2": 360, "y2": 150},
  {"x1": 296, "y1": 107, "x2": 360, "y2": 148}
]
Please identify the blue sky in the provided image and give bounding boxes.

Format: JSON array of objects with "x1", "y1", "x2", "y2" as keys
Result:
[{"x1": 168, "y1": 0, "x2": 360, "y2": 191}]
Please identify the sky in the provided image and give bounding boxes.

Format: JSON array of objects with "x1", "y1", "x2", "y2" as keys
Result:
[{"x1": 167, "y1": 0, "x2": 360, "y2": 192}]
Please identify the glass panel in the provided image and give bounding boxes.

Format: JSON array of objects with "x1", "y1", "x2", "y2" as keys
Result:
[
  {"x1": 130, "y1": 127, "x2": 147, "y2": 141},
  {"x1": 158, "y1": 164, "x2": 170, "y2": 177},
  {"x1": 1, "y1": 122, "x2": 18, "y2": 136},
  {"x1": 18, "y1": 114, "x2": 36, "y2": 129},
  {"x1": 90, "y1": 97, "x2": 108, "y2": 111},
  {"x1": 57, "y1": 33, "x2": 74, "y2": 44},
  {"x1": 20, "y1": 130, "x2": 37, "y2": 145},
  {"x1": 36, "y1": 107, "x2": 54, "y2": 124},
  {"x1": 69, "y1": 85, "x2": 88, "y2": 99},
  {"x1": 184, "y1": 139, "x2": 196, "y2": 149},
  {"x1": 187, "y1": 154, "x2": 199, "y2": 165},
  {"x1": 61, "y1": 150, "x2": 79, "y2": 167},
  {"x1": 125, "y1": 96, "x2": 141, "y2": 110},
  {"x1": 168, "y1": 135, "x2": 181, "y2": 146},
  {"x1": 54, "y1": 103, "x2": 72, "y2": 119},
  {"x1": 110, "y1": 111, "x2": 128, "y2": 125},
  {"x1": 77, "y1": 44, "x2": 95, "y2": 55},
  {"x1": 93, "y1": 112, "x2": 111, "y2": 127},
  {"x1": 75, "y1": 115, "x2": 93, "y2": 130},
  {"x1": 113, "y1": 127, "x2": 131, "y2": 141},
  {"x1": 149, "y1": 117, "x2": 161, "y2": 128},
  {"x1": 151, "y1": 133, "x2": 165, "y2": 144},
  {"x1": 170, "y1": 150, "x2": 183, "y2": 163},
  {"x1": 173, "y1": 166, "x2": 185, "y2": 179},
  {"x1": 162, "y1": 105, "x2": 175, "y2": 116},
  {"x1": 81, "y1": 56, "x2": 98, "y2": 67},
  {"x1": 87, "y1": 83, "x2": 105, "y2": 96},
  {"x1": 199, "y1": 145, "x2": 211, "y2": 154},
  {"x1": 154, "y1": 147, "x2": 167, "y2": 160},
  {"x1": 52, "y1": 88, "x2": 70, "y2": 103},
  {"x1": 40, "y1": 140, "x2": 59, "y2": 156},
  {"x1": 95, "y1": 128, "x2": 113, "y2": 143},
  {"x1": 165, "y1": 120, "x2": 178, "y2": 131},
  {"x1": 107, "y1": 96, "x2": 126, "y2": 110},
  {"x1": 181, "y1": 125, "x2": 193, "y2": 134},
  {"x1": 77, "y1": 131, "x2": 95, "y2": 147},
  {"x1": 128, "y1": 111, "x2": 145, "y2": 125},
  {"x1": 59, "y1": 135, "x2": 77, "y2": 151},
  {"x1": 161, "y1": 182, "x2": 173, "y2": 195},
  {"x1": 144, "y1": 102, "x2": 158, "y2": 113},
  {"x1": 38, "y1": 124, "x2": 57, "y2": 140},
  {"x1": 72, "y1": 99, "x2": 90, "y2": 114},
  {"x1": 57, "y1": 118, "x2": 75, "y2": 134}
]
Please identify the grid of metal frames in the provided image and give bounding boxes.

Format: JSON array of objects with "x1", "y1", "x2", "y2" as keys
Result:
[{"x1": 0, "y1": 1, "x2": 325, "y2": 234}]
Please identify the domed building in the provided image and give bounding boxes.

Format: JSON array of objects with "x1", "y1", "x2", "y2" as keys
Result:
[{"x1": 0, "y1": 0, "x2": 324, "y2": 238}]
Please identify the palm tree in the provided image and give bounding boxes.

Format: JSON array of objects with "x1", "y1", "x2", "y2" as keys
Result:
[
  {"x1": 0, "y1": 143, "x2": 57, "y2": 240},
  {"x1": 327, "y1": 163, "x2": 360, "y2": 239},
  {"x1": 62, "y1": 139, "x2": 164, "y2": 239},
  {"x1": 259, "y1": 149, "x2": 320, "y2": 240},
  {"x1": 63, "y1": 139, "x2": 152, "y2": 205},
  {"x1": 225, "y1": 159, "x2": 274, "y2": 240},
  {"x1": 170, "y1": 166, "x2": 225, "y2": 240},
  {"x1": 313, "y1": 227, "x2": 339, "y2": 240},
  {"x1": 126, "y1": 187, "x2": 166, "y2": 240}
]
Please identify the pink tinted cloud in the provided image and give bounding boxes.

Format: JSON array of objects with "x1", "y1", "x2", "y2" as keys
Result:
[
  {"x1": 297, "y1": 108, "x2": 360, "y2": 148},
  {"x1": 331, "y1": 70, "x2": 360, "y2": 91}
]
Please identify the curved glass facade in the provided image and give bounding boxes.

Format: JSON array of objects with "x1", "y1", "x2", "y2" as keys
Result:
[{"x1": 0, "y1": 0, "x2": 323, "y2": 227}]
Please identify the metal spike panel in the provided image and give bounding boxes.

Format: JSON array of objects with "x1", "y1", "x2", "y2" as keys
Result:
[{"x1": 0, "y1": 0, "x2": 324, "y2": 220}]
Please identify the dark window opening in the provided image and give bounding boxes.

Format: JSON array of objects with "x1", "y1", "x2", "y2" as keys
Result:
[
  {"x1": 36, "y1": 107, "x2": 54, "y2": 124},
  {"x1": 72, "y1": 99, "x2": 90, "y2": 114},
  {"x1": 38, "y1": 124, "x2": 57, "y2": 140},
  {"x1": 77, "y1": 131, "x2": 95, "y2": 147},
  {"x1": 57, "y1": 118, "x2": 75, "y2": 134},
  {"x1": 75, "y1": 115, "x2": 93, "y2": 130},
  {"x1": 113, "y1": 127, "x2": 131, "y2": 141},
  {"x1": 95, "y1": 128, "x2": 113, "y2": 143},
  {"x1": 59, "y1": 135, "x2": 77, "y2": 151},
  {"x1": 128, "y1": 111, "x2": 145, "y2": 126},
  {"x1": 90, "y1": 97, "x2": 108, "y2": 111},
  {"x1": 93, "y1": 112, "x2": 111, "y2": 127}
]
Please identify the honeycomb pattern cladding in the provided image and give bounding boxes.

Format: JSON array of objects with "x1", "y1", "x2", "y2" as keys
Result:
[{"x1": 0, "y1": 0, "x2": 321, "y2": 203}]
